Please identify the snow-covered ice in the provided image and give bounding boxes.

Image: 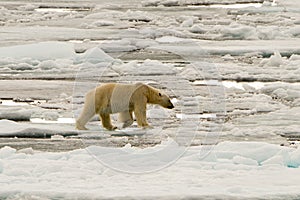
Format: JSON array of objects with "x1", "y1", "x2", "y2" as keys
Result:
[
  {"x1": 0, "y1": 0, "x2": 300, "y2": 198},
  {"x1": 0, "y1": 119, "x2": 77, "y2": 137},
  {"x1": 0, "y1": 42, "x2": 75, "y2": 60},
  {"x1": 1, "y1": 140, "x2": 300, "y2": 199}
]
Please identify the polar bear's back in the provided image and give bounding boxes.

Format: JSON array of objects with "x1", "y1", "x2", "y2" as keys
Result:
[{"x1": 94, "y1": 83, "x2": 145, "y2": 114}]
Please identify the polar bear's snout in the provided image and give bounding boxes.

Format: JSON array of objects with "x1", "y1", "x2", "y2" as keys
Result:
[{"x1": 167, "y1": 100, "x2": 174, "y2": 109}]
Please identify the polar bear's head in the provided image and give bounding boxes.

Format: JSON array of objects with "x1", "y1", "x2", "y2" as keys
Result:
[
  {"x1": 146, "y1": 85, "x2": 174, "y2": 109},
  {"x1": 156, "y1": 91, "x2": 174, "y2": 109}
]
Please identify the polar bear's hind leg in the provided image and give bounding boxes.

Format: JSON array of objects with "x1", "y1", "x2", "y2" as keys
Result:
[
  {"x1": 119, "y1": 111, "x2": 134, "y2": 128},
  {"x1": 76, "y1": 89, "x2": 96, "y2": 130},
  {"x1": 100, "y1": 113, "x2": 117, "y2": 131}
]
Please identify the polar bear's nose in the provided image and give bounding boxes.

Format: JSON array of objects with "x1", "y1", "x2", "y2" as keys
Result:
[{"x1": 167, "y1": 103, "x2": 174, "y2": 109}]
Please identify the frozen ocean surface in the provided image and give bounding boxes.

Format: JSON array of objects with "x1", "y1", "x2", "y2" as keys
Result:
[
  {"x1": 1, "y1": 140, "x2": 300, "y2": 199},
  {"x1": 0, "y1": 0, "x2": 300, "y2": 199}
]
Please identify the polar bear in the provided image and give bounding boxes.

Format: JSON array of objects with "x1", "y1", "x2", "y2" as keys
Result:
[{"x1": 76, "y1": 83, "x2": 174, "y2": 131}]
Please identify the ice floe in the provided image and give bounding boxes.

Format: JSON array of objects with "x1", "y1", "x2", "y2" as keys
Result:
[
  {"x1": 0, "y1": 119, "x2": 77, "y2": 137},
  {"x1": 0, "y1": 42, "x2": 75, "y2": 60},
  {"x1": 0, "y1": 0, "x2": 299, "y2": 198},
  {"x1": 0, "y1": 139, "x2": 300, "y2": 198}
]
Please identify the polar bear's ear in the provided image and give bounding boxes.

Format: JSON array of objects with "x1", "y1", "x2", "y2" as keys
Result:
[{"x1": 159, "y1": 93, "x2": 162, "y2": 97}]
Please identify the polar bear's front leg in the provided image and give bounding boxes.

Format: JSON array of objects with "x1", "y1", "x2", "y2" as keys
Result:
[
  {"x1": 100, "y1": 113, "x2": 117, "y2": 131},
  {"x1": 119, "y1": 111, "x2": 134, "y2": 128},
  {"x1": 134, "y1": 105, "x2": 150, "y2": 128}
]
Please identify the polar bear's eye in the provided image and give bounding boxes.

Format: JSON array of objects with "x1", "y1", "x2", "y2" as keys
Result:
[{"x1": 159, "y1": 93, "x2": 162, "y2": 97}]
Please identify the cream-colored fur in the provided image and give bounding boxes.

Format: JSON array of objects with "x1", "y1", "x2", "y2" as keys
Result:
[{"x1": 76, "y1": 83, "x2": 174, "y2": 131}]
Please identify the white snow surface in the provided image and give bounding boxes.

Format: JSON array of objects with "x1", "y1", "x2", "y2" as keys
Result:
[
  {"x1": 0, "y1": 42, "x2": 75, "y2": 60},
  {"x1": 1, "y1": 140, "x2": 300, "y2": 199},
  {"x1": 0, "y1": 0, "x2": 300, "y2": 199},
  {"x1": 0, "y1": 119, "x2": 77, "y2": 137}
]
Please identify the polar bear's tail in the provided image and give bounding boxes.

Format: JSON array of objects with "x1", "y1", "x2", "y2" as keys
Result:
[{"x1": 76, "y1": 89, "x2": 96, "y2": 130}]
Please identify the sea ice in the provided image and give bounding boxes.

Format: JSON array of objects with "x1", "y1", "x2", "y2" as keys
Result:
[
  {"x1": 189, "y1": 24, "x2": 208, "y2": 34},
  {"x1": 0, "y1": 42, "x2": 75, "y2": 60},
  {"x1": 1, "y1": 139, "x2": 300, "y2": 198},
  {"x1": 217, "y1": 23, "x2": 258, "y2": 40},
  {"x1": 232, "y1": 155, "x2": 258, "y2": 166},
  {"x1": 76, "y1": 46, "x2": 115, "y2": 64},
  {"x1": 0, "y1": 119, "x2": 77, "y2": 137},
  {"x1": 181, "y1": 18, "x2": 194, "y2": 27},
  {"x1": 112, "y1": 59, "x2": 176, "y2": 75},
  {"x1": 0, "y1": 0, "x2": 299, "y2": 198},
  {"x1": 98, "y1": 39, "x2": 138, "y2": 53},
  {"x1": 0, "y1": 106, "x2": 37, "y2": 121},
  {"x1": 90, "y1": 20, "x2": 115, "y2": 27},
  {"x1": 121, "y1": 10, "x2": 155, "y2": 22},
  {"x1": 0, "y1": 146, "x2": 16, "y2": 159}
]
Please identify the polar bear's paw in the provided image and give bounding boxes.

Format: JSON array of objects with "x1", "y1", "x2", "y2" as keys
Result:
[
  {"x1": 105, "y1": 126, "x2": 118, "y2": 131},
  {"x1": 76, "y1": 122, "x2": 88, "y2": 130}
]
